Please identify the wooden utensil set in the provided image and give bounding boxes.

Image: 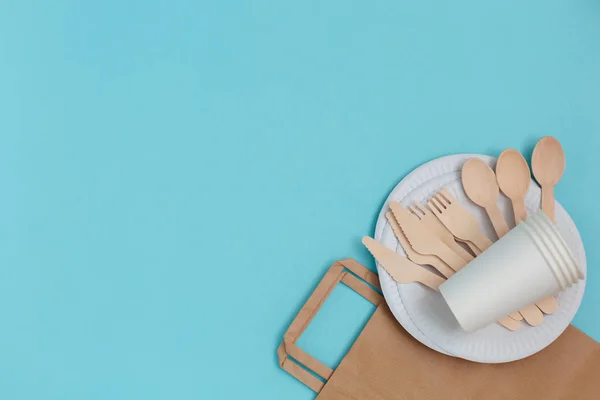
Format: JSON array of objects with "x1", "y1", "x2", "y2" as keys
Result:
[{"x1": 363, "y1": 136, "x2": 566, "y2": 331}]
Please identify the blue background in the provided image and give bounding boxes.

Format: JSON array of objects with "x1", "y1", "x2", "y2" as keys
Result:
[{"x1": 1, "y1": 1, "x2": 599, "y2": 399}]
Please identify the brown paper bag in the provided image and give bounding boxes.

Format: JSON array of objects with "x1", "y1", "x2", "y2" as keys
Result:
[{"x1": 278, "y1": 259, "x2": 600, "y2": 400}]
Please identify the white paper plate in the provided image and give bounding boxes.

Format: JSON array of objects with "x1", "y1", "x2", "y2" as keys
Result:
[{"x1": 374, "y1": 154, "x2": 586, "y2": 363}]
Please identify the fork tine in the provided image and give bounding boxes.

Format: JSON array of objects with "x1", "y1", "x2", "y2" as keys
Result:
[
  {"x1": 438, "y1": 188, "x2": 454, "y2": 204},
  {"x1": 431, "y1": 196, "x2": 447, "y2": 211},
  {"x1": 408, "y1": 205, "x2": 422, "y2": 219},
  {"x1": 434, "y1": 192, "x2": 450, "y2": 207},
  {"x1": 428, "y1": 198, "x2": 442, "y2": 214},
  {"x1": 414, "y1": 201, "x2": 429, "y2": 215}
]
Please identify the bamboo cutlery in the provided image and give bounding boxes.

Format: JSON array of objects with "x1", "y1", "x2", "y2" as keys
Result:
[
  {"x1": 496, "y1": 149, "x2": 530, "y2": 223},
  {"x1": 462, "y1": 158, "x2": 511, "y2": 239},
  {"x1": 385, "y1": 212, "x2": 455, "y2": 278},
  {"x1": 389, "y1": 202, "x2": 469, "y2": 272},
  {"x1": 364, "y1": 137, "x2": 566, "y2": 331},
  {"x1": 532, "y1": 136, "x2": 565, "y2": 222},
  {"x1": 497, "y1": 148, "x2": 560, "y2": 318},
  {"x1": 428, "y1": 189, "x2": 490, "y2": 254},
  {"x1": 369, "y1": 205, "x2": 520, "y2": 332},
  {"x1": 362, "y1": 237, "x2": 445, "y2": 290}
]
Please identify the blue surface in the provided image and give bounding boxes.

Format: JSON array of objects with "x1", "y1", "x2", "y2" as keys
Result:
[{"x1": 1, "y1": 1, "x2": 599, "y2": 399}]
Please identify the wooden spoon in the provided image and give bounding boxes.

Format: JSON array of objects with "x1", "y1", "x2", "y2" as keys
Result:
[
  {"x1": 532, "y1": 136, "x2": 565, "y2": 223},
  {"x1": 495, "y1": 149, "x2": 546, "y2": 326},
  {"x1": 496, "y1": 149, "x2": 530, "y2": 223},
  {"x1": 461, "y1": 158, "x2": 510, "y2": 238},
  {"x1": 531, "y1": 137, "x2": 564, "y2": 315}
]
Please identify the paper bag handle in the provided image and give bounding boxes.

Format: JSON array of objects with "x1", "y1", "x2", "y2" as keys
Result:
[{"x1": 277, "y1": 258, "x2": 383, "y2": 393}]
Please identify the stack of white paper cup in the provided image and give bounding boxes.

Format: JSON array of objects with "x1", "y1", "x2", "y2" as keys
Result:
[{"x1": 440, "y1": 210, "x2": 584, "y2": 332}]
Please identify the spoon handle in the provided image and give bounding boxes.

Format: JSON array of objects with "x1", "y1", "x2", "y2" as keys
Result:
[
  {"x1": 512, "y1": 198, "x2": 527, "y2": 224},
  {"x1": 518, "y1": 303, "x2": 544, "y2": 326},
  {"x1": 486, "y1": 205, "x2": 510, "y2": 238},
  {"x1": 542, "y1": 185, "x2": 555, "y2": 223},
  {"x1": 539, "y1": 187, "x2": 560, "y2": 315},
  {"x1": 536, "y1": 295, "x2": 559, "y2": 314},
  {"x1": 469, "y1": 234, "x2": 493, "y2": 253},
  {"x1": 497, "y1": 316, "x2": 521, "y2": 331}
]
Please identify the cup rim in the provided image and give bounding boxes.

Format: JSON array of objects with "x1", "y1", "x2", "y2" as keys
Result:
[
  {"x1": 520, "y1": 210, "x2": 583, "y2": 289},
  {"x1": 520, "y1": 220, "x2": 569, "y2": 290},
  {"x1": 526, "y1": 215, "x2": 576, "y2": 285},
  {"x1": 534, "y1": 211, "x2": 583, "y2": 281}
]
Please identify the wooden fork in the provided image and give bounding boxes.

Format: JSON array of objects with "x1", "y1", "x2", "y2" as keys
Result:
[
  {"x1": 409, "y1": 202, "x2": 475, "y2": 261},
  {"x1": 427, "y1": 189, "x2": 493, "y2": 253},
  {"x1": 389, "y1": 201, "x2": 468, "y2": 272},
  {"x1": 385, "y1": 211, "x2": 455, "y2": 278}
]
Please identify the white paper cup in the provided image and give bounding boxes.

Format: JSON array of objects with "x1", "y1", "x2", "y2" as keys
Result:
[{"x1": 440, "y1": 210, "x2": 584, "y2": 332}]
